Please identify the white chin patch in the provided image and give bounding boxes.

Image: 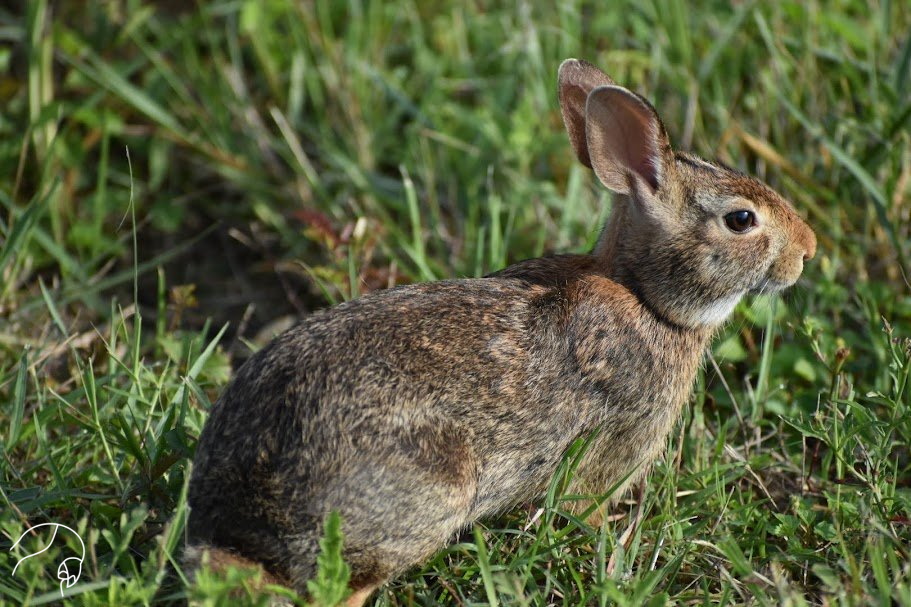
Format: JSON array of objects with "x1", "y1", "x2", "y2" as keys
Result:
[{"x1": 693, "y1": 292, "x2": 743, "y2": 326}]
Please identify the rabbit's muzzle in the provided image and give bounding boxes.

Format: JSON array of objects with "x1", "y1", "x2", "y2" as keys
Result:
[{"x1": 764, "y1": 218, "x2": 816, "y2": 292}]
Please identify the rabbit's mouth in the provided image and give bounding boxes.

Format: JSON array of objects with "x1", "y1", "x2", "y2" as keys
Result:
[{"x1": 749, "y1": 277, "x2": 795, "y2": 295}]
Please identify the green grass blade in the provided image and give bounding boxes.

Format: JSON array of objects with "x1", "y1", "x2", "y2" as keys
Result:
[
  {"x1": 6, "y1": 348, "x2": 28, "y2": 452},
  {"x1": 473, "y1": 526, "x2": 500, "y2": 607}
]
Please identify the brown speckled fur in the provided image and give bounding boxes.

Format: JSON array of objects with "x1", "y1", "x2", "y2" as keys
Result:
[{"x1": 186, "y1": 59, "x2": 816, "y2": 604}]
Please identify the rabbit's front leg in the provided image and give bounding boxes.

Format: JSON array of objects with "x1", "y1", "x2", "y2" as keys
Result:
[{"x1": 565, "y1": 429, "x2": 647, "y2": 527}]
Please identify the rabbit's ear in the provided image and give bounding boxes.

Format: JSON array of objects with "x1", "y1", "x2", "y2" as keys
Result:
[
  {"x1": 558, "y1": 59, "x2": 615, "y2": 168},
  {"x1": 584, "y1": 85, "x2": 670, "y2": 195}
]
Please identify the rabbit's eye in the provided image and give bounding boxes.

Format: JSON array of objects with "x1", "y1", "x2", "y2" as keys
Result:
[{"x1": 724, "y1": 210, "x2": 755, "y2": 233}]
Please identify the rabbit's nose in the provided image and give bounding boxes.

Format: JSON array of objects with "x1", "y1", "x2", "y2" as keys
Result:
[{"x1": 800, "y1": 224, "x2": 817, "y2": 261}]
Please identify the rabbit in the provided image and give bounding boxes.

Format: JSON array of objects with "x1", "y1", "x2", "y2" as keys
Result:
[{"x1": 185, "y1": 58, "x2": 816, "y2": 606}]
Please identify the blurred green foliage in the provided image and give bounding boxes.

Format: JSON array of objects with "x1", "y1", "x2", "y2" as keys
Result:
[{"x1": 1, "y1": 0, "x2": 910, "y2": 604}]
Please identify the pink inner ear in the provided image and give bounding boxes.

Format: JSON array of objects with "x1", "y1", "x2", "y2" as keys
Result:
[
  {"x1": 613, "y1": 98, "x2": 660, "y2": 191},
  {"x1": 564, "y1": 85, "x2": 592, "y2": 167},
  {"x1": 585, "y1": 86, "x2": 665, "y2": 194}
]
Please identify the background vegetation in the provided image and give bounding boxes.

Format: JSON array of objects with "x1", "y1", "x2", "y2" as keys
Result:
[{"x1": 1, "y1": 0, "x2": 910, "y2": 604}]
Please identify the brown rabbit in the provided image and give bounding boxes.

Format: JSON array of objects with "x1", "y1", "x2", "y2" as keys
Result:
[{"x1": 186, "y1": 58, "x2": 816, "y2": 606}]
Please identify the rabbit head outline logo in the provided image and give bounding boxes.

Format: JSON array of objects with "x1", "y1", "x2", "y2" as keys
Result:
[{"x1": 10, "y1": 523, "x2": 85, "y2": 597}]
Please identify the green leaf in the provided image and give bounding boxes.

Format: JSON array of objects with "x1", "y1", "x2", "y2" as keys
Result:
[
  {"x1": 714, "y1": 334, "x2": 748, "y2": 362},
  {"x1": 307, "y1": 511, "x2": 351, "y2": 606},
  {"x1": 770, "y1": 514, "x2": 800, "y2": 539},
  {"x1": 811, "y1": 563, "x2": 842, "y2": 593},
  {"x1": 793, "y1": 358, "x2": 817, "y2": 383},
  {"x1": 717, "y1": 537, "x2": 752, "y2": 577}
]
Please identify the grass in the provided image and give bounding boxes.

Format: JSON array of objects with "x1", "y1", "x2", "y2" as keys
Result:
[{"x1": 1, "y1": 0, "x2": 910, "y2": 604}]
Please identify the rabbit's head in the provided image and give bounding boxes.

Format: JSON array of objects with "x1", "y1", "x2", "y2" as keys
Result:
[{"x1": 558, "y1": 59, "x2": 816, "y2": 329}]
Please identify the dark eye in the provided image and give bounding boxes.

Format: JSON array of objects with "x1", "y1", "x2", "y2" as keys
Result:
[{"x1": 724, "y1": 210, "x2": 755, "y2": 233}]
